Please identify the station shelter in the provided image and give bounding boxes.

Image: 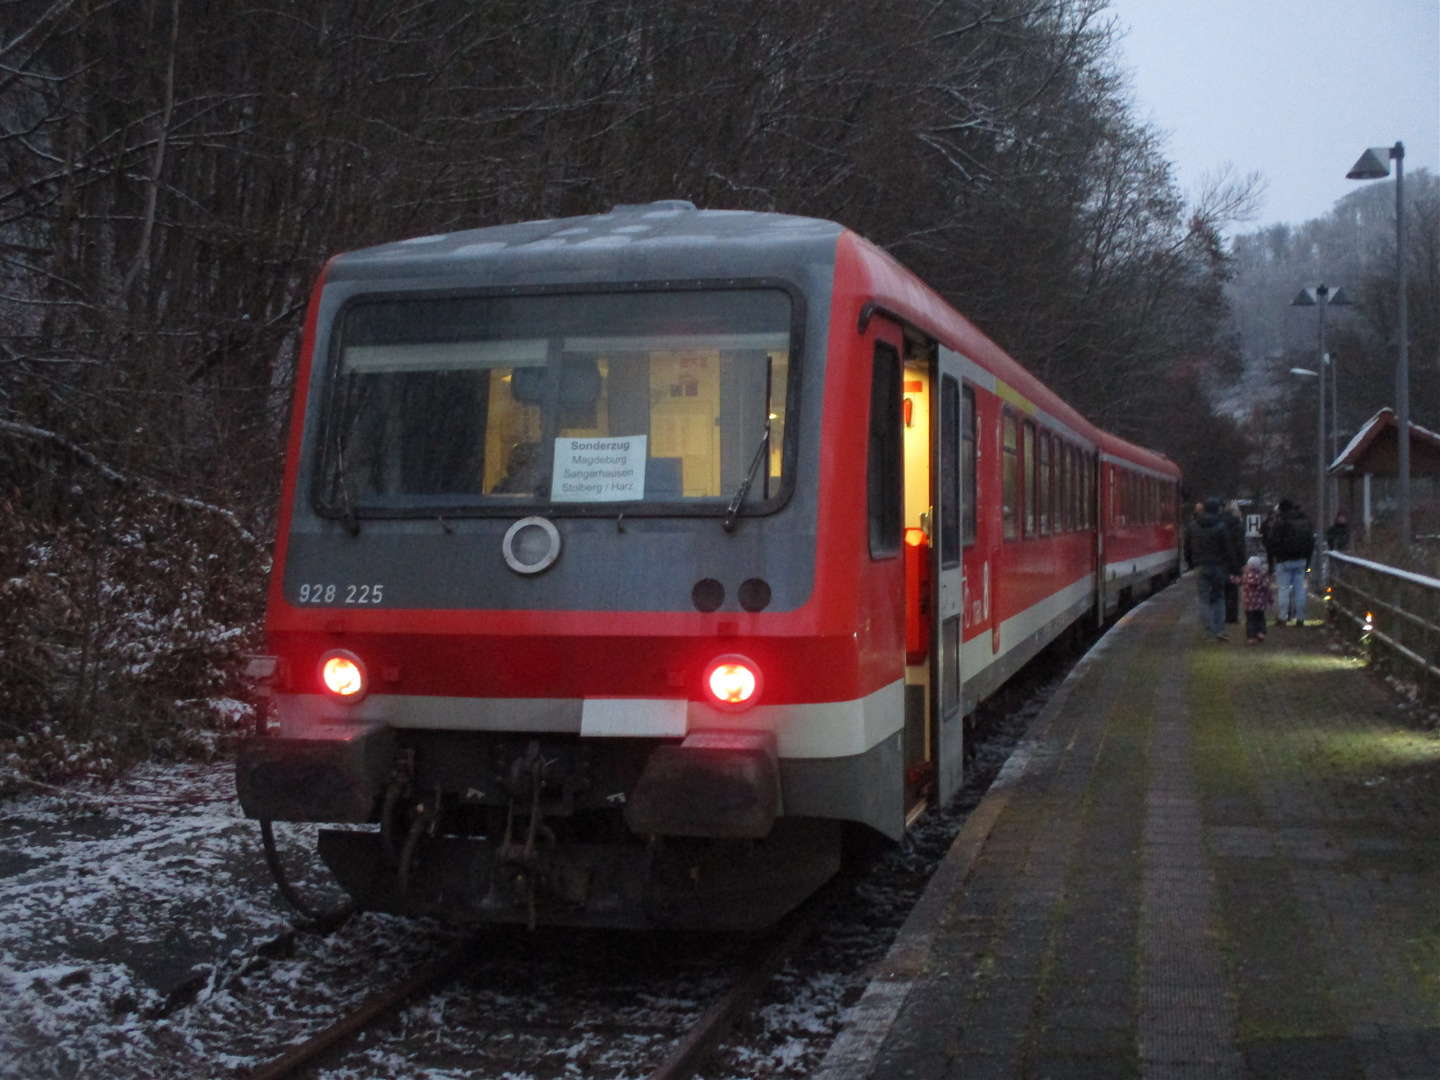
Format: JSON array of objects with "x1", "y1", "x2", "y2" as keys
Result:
[{"x1": 1329, "y1": 407, "x2": 1440, "y2": 541}]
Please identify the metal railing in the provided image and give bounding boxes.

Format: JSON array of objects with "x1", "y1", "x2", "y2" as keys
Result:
[{"x1": 1326, "y1": 550, "x2": 1440, "y2": 686}]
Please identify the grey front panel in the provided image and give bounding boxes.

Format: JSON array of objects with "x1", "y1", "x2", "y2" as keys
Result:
[
  {"x1": 780, "y1": 731, "x2": 905, "y2": 840},
  {"x1": 285, "y1": 216, "x2": 839, "y2": 614},
  {"x1": 282, "y1": 512, "x2": 816, "y2": 612}
]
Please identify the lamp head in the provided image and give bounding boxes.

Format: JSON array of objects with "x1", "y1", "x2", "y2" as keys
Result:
[{"x1": 1347, "y1": 147, "x2": 1392, "y2": 180}]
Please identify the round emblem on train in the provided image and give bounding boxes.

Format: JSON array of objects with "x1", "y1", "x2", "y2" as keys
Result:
[{"x1": 502, "y1": 516, "x2": 561, "y2": 574}]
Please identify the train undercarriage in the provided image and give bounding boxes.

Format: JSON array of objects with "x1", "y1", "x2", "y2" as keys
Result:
[{"x1": 238, "y1": 727, "x2": 842, "y2": 930}]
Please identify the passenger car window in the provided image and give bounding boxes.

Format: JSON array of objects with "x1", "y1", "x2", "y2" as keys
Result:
[
  {"x1": 868, "y1": 341, "x2": 902, "y2": 558},
  {"x1": 939, "y1": 376, "x2": 961, "y2": 568},
  {"x1": 1023, "y1": 420, "x2": 1037, "y2": 538},
  {"x1": 1002, "y1": 411, "x2": 1019, "y2": 541},
  {"x1": 962, "y1": 387, "x2": 976, "y2": 547}
]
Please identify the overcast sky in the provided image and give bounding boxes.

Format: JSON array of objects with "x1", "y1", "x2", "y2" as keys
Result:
[{"x1": 1105, "y1": 0, "x2": 1440, "y2": 231}]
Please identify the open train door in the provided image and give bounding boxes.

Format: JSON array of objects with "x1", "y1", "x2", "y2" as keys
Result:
[{"x1": 933, "y1": 347, "x2": 966, "y2": 802}]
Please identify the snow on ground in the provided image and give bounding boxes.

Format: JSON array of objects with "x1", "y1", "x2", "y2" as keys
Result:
[
  {"x1": 0, "y1": 673, "x2": 1055, "y2": 1079},
  {"x1": 0, "y1": 763, "x2": 464, "y2": 1078}
]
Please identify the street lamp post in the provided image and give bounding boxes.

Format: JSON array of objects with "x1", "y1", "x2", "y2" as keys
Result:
[
  {"x1": 1290, "y1": 366, "x2": 1324, "y2": 533},
  {"x1": 1348, "y1": 142, "x2": 1408, "y2": 546},
  {"x1": 1291, "y1": 285, "x2": 1351, "y2": 529}
]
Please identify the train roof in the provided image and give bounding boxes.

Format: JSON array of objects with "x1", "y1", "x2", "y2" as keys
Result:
[
  {"x1": 831, "y1": 233, "x2": 1176, "y2": 476},
  {"x1": 325, "y1": 201, "x2": 845, "y2": 284},
  {"x1": 1096, "y1": 430, "x2": 1180, "y2": 477}
]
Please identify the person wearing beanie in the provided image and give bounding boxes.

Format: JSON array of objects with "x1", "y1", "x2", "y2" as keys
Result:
[
  {"x1": 1264, "y1": 497, "x2": 1315, "y2": 625},
  {"x1": 1184, "y1": 497, "x2": 1241, "y2": 640}
]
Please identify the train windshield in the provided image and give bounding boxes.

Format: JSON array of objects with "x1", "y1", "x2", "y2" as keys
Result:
[{"x1": 314, "y1": 288, "x2": 795, "y2": 517}]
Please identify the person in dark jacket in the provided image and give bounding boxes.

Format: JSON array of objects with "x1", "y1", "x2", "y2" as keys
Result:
[
  {"x1": 1222, "y1": 500, "x2": 1246, "y2": 623},
  {"x1": 1326, "y1": 509, "x2": 1351, "y2": 552},
  {"x1": 1264, "y1": 497, "x2": 1315, "y2": 625},
  {"x1": 1185, "y1": 497, "x2": 1239, "y2": 640}
]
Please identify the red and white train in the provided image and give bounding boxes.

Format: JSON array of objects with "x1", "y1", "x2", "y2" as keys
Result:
[{"x1": 238, "y1": 202, "x2": 1180, "y2": 930}]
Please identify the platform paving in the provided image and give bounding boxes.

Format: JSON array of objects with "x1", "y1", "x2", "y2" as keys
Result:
[{"x1": 814, "y1": 579, "x2": 1440, "y2": 1079}]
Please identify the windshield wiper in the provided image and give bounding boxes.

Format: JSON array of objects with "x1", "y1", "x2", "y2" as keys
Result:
[
  {"x1": 335, "y1": 440, "x2": 360, "y2": 536},
  {"x1": 722, "y1": 420, "x2": 771, "y2": 533}
]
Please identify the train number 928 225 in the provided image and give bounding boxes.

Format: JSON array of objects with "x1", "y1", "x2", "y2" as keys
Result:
[{"x1": 296, "y1": 583, "x2": 384, "y2": 604}]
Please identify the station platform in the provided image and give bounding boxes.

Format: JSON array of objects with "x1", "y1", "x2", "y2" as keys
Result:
[{"x1": 815, "y1": 578, "x2": 1440, "y2": 1079}]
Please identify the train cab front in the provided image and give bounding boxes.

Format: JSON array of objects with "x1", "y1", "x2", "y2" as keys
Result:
[{"x1": 238, "y1": 232, "x2": 895, "y2": 930}]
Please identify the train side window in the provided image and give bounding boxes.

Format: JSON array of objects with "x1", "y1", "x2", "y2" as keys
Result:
[
  {"x1": 1074, "y1": 451, "x2": 1082, "y2": 531},
  {"x1": 1002, "y1": 411, "x2": 1019, "y2": 541},
  {"x1": 1060, "y1": 443, "x2": 1071, "y2": 532},
  {"x1": 1058, "y1": 440, "x2": 1068, "y2": 533},
  {"x1": 1065, "y1": 446, "x2": 1077, "y2": 535},
  {"x1": 1069, "y1": 446, "x2": 1079, "y2": 531},
  {"x1": 962, "y1": 387, "x2": 976, "y2": 547},
  {"x1": 1023, "y1": 420, "x2": 1037, "y2": 538},
  {"x1": 868, "y1": 341, "x2": 903, "y2": 559},
  {"x1": 1038, "y1": 431, "x2": 1052, "y2": 536},
  {"x1": 939, "y1": 375, "x2": 960, "y2": 568},
  {"x1": 1087, "y1": 456, "x2": 1095, "y2": 529}
]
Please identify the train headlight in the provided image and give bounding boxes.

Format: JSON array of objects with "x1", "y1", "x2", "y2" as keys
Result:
[
  {"x1": 319, "y1": 650, "x2": 367, "y2": 701},
  {"x1": 704, "y1": 654, "x2": 763, "y2": 711}
]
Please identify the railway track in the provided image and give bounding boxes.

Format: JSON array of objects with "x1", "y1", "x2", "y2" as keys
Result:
[
  {"x1": 246, "y1": 935, "x2": 487, "y2": 1080},
  {"x1": 244, "y1": 896, "x2": 828, "y2": 1080}
]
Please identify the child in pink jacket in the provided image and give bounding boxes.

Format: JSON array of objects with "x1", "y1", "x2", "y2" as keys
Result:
[{"x1": 1241, "y1": 555, "x2": 1275, "y2": 643}]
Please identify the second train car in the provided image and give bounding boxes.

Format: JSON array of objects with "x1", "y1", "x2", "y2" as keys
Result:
[{"x1": 238, "y1": 201, "x2": 1181, "y2": 930}]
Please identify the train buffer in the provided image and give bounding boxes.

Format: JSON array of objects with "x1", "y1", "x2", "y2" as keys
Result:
[{"x1": 814, "y1": 578, "x2": 1440, "y2": 1080}]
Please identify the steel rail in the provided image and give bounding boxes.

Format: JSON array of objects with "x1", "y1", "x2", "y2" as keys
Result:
[
  {"x1": 1330, "y1": 561, "x2": 1440, "y2": 637},
  {"x1": 1331, "y1": 604, "x2": 1440, "y2": 683},
  {"x1": 1328, "y1": 553, "x2": 1440, "y2": 685},
  {"x1": 644, "y1": 896, "x2": 828, "y2": 1080},
  {"x1": 246, "y1": 936, "x2": 484, "y2": 1080}
]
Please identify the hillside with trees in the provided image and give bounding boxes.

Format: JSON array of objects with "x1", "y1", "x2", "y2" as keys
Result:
[
  {"x1": 1, "y1": 0, "x2": 1256, "y2": 776},
  {"x1": 1224, "y1": 170, "x2": 1440, "y2": 516}
]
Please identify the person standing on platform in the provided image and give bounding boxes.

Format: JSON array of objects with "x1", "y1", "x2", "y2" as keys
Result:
[
  {"x1": 1222, "y1": 500, "x2": 1246, "y2": 624},
  {"x1": 1241, "y1": 555, "x2": 1274, "y2": 644},
  {"x1": 1184, "y1": 497, "x2": 1238, "y2": 641},
  {"x1": 1326, "y1": 509, "x2": 1351, "y2": 552},
  {"x1": 1265, "y1": 497, "x2": 1315, "y2": 625}
]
